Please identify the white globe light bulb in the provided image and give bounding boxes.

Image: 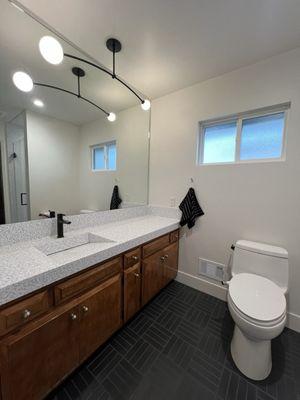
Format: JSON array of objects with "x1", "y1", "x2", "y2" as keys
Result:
[
  {"x1": 39, "y1": 36, "x2": 64, "y2": 65},
  {"x1": 12, "y1": 71, "x2": 33, "y2": 92},
  {"x1": 33, "y1": 99, "x2": 44, "y2": 107},
  {"x1": 141, "y1": 99, "x2": 151, "y2": 111},
  {"x1": 107, "y1": 112, "x2": 116, "y2": 122}
]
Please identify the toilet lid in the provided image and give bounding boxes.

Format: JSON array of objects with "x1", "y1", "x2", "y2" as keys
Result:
[{"x1": 229, "y1": 273, "x2": 286, "y2": 322}]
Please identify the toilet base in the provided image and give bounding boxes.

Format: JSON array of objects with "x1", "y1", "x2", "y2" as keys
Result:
[{"x1": 231, "y1": 325, "x2": 272, "y2": 381}]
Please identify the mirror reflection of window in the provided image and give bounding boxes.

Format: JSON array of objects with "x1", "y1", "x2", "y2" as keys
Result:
[{"x1": 92, "y1": 141, "x2": 117, "y2": 171}]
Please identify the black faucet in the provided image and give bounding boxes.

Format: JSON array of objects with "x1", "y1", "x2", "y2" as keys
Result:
[
  {"x1": 57, "y1": 213, "x2": 71, "y2": 238},
  {"x1": 39, "y1": 210, "x2": 56, "y2": 218}
]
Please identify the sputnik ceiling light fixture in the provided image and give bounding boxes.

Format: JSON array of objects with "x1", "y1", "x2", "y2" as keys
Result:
[
  {"x1": 12, "y1": 67, "x2": 115, "y2": 121},
  {"x1": 34, "y1": 67, "x2": 116, "y2": 121},
  {"x1": 12, "y1": 36, "x2": 150, "y2": 122},
  {"x1": 38, "y1": 36, "x2": 151, "y2": 111}
]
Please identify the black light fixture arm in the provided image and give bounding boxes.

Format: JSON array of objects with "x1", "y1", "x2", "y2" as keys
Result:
[
  {"x1": 114, "y1": 76, "x2": 144, "y2": 102},
  {"x1": 112, "y1": 40, "x2": 116, "y2": 78},
  {"x1": 77, "y1": 74, "x2": 81, "y2": 97},
  {"x1": 64, "y1": 53, "x2": 112, "y2": 78},
  {"x1": 63, "y1": 52, "x2": 144, "y2": 103},
  {"x1": 33, "y1": 82, "x2": 109, "y2": 116}
]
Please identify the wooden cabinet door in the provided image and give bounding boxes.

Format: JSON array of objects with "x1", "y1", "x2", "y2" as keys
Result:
[
  {"x1": 162, "y1": 242, "x2": 179, "y2": 286},
  {"x1": 142, "y1": 241, "x2": 179, "y2": 306},
  {"x1": 78, "y1": 274, "x2": 122, "y2": 362},
  {"x1": 124, "y1": 263, "x2": 141, "y2": 322},
  {"x1": 0, "y1": 304, "x2": 79, "y2": 400},
  {"x1": 142, "y1": 252, "x2": 164, "y2": 305}
]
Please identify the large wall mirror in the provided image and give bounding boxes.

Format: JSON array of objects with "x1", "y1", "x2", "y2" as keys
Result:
[{"x1": 0, "y1": 0, "x2": 150, "y2": 225}]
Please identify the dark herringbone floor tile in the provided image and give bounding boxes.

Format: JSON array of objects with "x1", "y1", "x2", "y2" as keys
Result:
[
  {"x1": 174, "y1": 372, "x2": 216, "y2": 400},
  {"x1": 198, "y1": 330, "x2": 229, "y2": 365},
  {"x1": 174, "y1": 285, "x2": 200, "y2": 306},
  {"x1": 126, "y1": 338, "x2": 159, "y2": 374},
  {"x1": 46, "y1": 388, "x2": 70, "y2": 400},
  {"x1": 47, "y1": 280, "x2": 300, "y2": 400},
  {"x1": 166, "y1": 297, "x2": 190, "y2": 317},
  {"x1": 141, "y1": 301, "x2": 165, "y2": 320},
  {"x1": 156, "y1": 308, "x2": 182, "y2": 331},
  {"x1": 151, "y1": 290, "x2": 174, "y2": 308},
  {"x1": 188, "y1": 350, "x2": 223, "y2": 393},
  {"x1": 217, "y1": 367, "x2": 257, "y2": 400},
  {"x1": 163, "y1": 334, "x2": 196, "y2": 369},
  {"x1": 142, "y1": 322, "x2": 173, "y2": 350},
  {"x1": 193, "y1": 290, "x2": 219, "y2": 313},
  {"x1": 87, "y1": 345, "x2": 123, "y2": 379},
  {"x1": 110, "y1": 326, "x2": 139, "y2": 356},
  {"x1": 175, "y1": 318, "x2": 202, "y2": 347},
  {"x1": 101, "y1": 359, "x2": 142, "y2": 400},
  {"x1": 130, "y1": 354, "x2": 184, "y2": 400},
  {"x1": 126, "y1": 312, "x2": 153, "y2": 335},
  {"x1": 86, "y1": 386, "x2": 110, "y2": 400},
  {"x1": 185, "y1": 306, "x2": 210, "y2": 328},
  {"x1": 162, "y1": 280, "x2": 186, "y2": 297}
]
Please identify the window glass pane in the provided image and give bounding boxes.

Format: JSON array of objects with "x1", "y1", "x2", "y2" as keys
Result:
[
  {"x1": 93, "y1": 147, "x2": 105, "y2": 170},
  {"x1": 203, "y1": 121, "x2": 237, "y2": 163},
  {"x1": 240, "y1": 112, "x2": 284, "y2": 160},
  {"x1": 107, "y1": 143, "x2": 116, "y2": 170}
]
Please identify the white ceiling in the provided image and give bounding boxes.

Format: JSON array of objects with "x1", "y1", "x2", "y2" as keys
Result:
[
  {"x1": 0, "y1": 0, "x2": 143, "y2": 125},
  {"x1": 15, "y1": 0, "x2": 300, "y2": 100}
]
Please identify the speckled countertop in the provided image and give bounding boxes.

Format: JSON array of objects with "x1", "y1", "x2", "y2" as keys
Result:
[{"x1": 0, "y1": 213, "x2": 179, "y2": 306}]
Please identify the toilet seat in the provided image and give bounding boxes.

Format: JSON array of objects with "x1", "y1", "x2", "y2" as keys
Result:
[
  {"x1": 228, "y1": 294, "x2": 286, "y2": 328},
  {"x1": 228, "y1": 273, "x2": 286, "y2": 324}
]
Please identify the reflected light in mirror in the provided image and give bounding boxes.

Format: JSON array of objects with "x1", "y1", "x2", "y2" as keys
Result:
[
  {"x1": 12, "y1": 71, "x2": 33, "y2": 92},
  {"x1": 141, "y1": 99, "x2": 151, "y2": 111},
  {"x1": 33, "y1": 99, "x2": 44, "y2": 107},
  {"x1": 39, "y1": 36, "x2": 64, "y2": 65},
  {"x1": 107, "y1": 112, "x2": 116, "y2": 122}
]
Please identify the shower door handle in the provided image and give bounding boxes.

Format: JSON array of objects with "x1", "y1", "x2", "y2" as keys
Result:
[{"x1": 20, "y1": 192, "x2": 28, "y2": 206}]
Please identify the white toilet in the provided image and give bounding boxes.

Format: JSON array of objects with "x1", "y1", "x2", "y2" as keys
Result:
[{"x1": 227, "y1": 240, "x2": 288, "y2": 381}]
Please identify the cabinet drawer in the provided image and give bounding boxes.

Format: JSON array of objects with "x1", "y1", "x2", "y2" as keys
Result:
[
  {"x1": 124, "y1": 248, "x2": 141, "y2": 269},
  {"x1": 142, "y1": 234, "x2": 170, "y2": 259},
  {"x1": 0, "y1": 290, "x2": 51, "y2": 336},
  {"x1": 54, "y1": 257, "x2": 122, "y2": 305},
  {"x1": 169, "y1": 230, "x2": 179, "y2": 243}
]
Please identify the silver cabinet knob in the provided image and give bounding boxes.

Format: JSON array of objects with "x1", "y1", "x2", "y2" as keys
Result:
[
  {"x1": 82, "y1": 305, "x2": 89, "y2": 313},
  {"x1": 160, "y1": 256, "x2": 165, "y2": 261},
  {"x1": 134, "y1": 273, "x2": 140, "y2": 278},
  {"x1": 132, "y1": 255, "x2": 139, "y2": 261},
  {"x1": 23, "y1": 309, "x2": 31, "y2": 319},
  {"x1": 70, "y1": 312, "x2": 77, "y2": 321},
  {"x1": 164, "y1": 254, "x2": 169, "y2": 259}
]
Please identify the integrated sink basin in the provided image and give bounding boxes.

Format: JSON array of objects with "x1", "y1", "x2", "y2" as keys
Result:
[{"x1": 35, "y1": 233, "x2": 114, "y2": 256}]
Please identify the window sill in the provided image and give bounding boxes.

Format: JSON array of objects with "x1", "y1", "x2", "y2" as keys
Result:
[
  {"x1": 91, "y1": 169, "x2": 117, "y2": 172},
  {"x1": 197, "y1": 157, "x2": 286, "y2": 167}
]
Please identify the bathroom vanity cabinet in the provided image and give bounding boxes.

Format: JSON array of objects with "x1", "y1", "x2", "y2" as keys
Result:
[{"x1": 0, "y1": 229, "x2": 179, "y2": 400}]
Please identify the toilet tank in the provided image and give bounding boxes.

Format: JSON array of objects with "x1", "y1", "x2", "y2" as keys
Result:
[{"x1": 232, "y1": 240, "x2": 289, "y2": 293}]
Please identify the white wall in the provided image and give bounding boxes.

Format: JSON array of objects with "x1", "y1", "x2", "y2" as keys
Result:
[
  {"x1": 149, "y1": 48, "x2": 300, "y2": 325},
  {"x1": 26, "y1": 111, "x2": 81, "y2": 219},
  {"x1": 79, "y1": 105, "x2": 149, "y2": 211}
]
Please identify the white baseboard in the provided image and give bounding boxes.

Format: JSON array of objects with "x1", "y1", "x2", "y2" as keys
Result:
[
  {"x1": 286, "y1": 312, "x2": 300, "y2": 333},
  {"x1": 176, "y1": 270, "x2": 227, "y2": 301},
  {"x1": 175, "y1": 270, "x2": 300, "y2": 333}
]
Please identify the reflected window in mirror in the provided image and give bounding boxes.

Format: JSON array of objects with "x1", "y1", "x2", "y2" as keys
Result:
[{"x1": 92, "y1": 141, "x2": 117, "y2": 171}]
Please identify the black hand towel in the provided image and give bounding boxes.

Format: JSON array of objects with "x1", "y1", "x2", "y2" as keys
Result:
[
  {"x1": 110, "y1": 185, "x2": 122, "y2": 210},
  {"x1": 179, "y1": 187, "x2": 204, "y2": 228}
]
